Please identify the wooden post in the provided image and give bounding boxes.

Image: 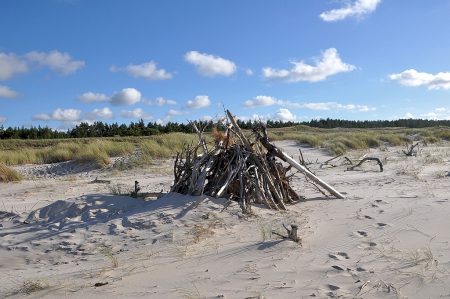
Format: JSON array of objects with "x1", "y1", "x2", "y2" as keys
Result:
[{"x1": 283, "y1": 224, "x2": 301, "y2": 243}]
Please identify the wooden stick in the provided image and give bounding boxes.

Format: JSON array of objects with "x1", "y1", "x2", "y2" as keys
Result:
[
  {"x1": 282, "y1": 153, "x2": 345, "y2": 199},
  {"x1": 347, "y1": 157, "x2": 383, "y2": 172}
]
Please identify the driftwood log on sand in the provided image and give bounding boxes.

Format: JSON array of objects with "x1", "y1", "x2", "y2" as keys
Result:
[
  {"x1": 171, "y1": 110, "x2": 345, "y2": 213},
  {"x1": 347, "y1": 157, "x2": 384, "y2": 172}
]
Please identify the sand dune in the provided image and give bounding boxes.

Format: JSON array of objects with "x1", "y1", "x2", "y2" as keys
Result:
[{"x1": 1, "y1": 141, "x2": 449, "y2": 298}]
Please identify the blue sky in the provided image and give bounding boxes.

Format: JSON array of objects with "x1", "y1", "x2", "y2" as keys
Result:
[{"x1": 1, "y1": 0, "x2": 450, "y2": 129}]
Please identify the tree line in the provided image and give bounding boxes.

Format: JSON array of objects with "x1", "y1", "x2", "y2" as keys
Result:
[{"x1": 1, "y1": 118, "x2": 449, "y2": 140}]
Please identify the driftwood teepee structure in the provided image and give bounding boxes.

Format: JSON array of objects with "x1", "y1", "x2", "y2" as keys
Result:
[{"x1": 171, "y1": 110, "x2": 344, "y2": 213}]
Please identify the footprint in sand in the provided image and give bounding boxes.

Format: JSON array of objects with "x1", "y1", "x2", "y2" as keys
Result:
[
  {"x1": 364, "y1": 215, "x2": 374, "y2": 220},
  {"x1": 356, "y1": 267, "x2": 366, "y2": 272},
  {"x1": 376, "y1": 222, "x2": 388, "y2": 228},
  {"x1": 331, "y1": 265, "x2": 345, "y2": 271},
  {"x1": 327, "y1": 284, "x2": 340, "y2": 291},
  {"x1": 359, "y1": 241, "x2": 377, "y2": 250},
  {"x1": 329, "y1": 252, "x2": 350, "y2": 260},
  {"x1": 356, "y1": 230, "x2": 368, "y2": 237}
]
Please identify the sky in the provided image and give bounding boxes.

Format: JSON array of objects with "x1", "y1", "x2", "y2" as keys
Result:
[{"x1": 1, "y1": 0, "x2": 450, "y2": 129}]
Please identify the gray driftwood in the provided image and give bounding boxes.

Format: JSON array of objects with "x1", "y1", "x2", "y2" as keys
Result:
[
  {"x1": 347, "y1": 157, "x2": 383, "y2": 172},
  {"x1": 171, "y1": 109, "x2": 345, "y2": 213}
]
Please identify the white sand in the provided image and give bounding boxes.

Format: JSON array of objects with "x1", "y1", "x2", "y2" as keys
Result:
[{"x1": 0, "y1": 141, "x2": 449, "y2": 298}]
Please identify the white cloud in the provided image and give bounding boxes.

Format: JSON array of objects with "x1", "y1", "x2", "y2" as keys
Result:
[
  {"x1": 152, "y1": 97, "x2": 177, "y2": 106},
  {"x1": 166, "y1": 109, "x2": 187, "y2": 117},
  {"x1": 110, "y1": 88, "x2": 141, "y2": 105},
  {"x1": 420, "y1": 107, "x2": 450, "y2": 120},
  {"x1": 237, "y1": 114, "x2": 270, "y2": 122},
  {"x1": 112, "y1": 61, "x2": 173, "y2": 80},
  {"x1": 185, "y1": 51, "x2": 236, "y2": 77},
  {"x1": 0, "y1": 85, "x2": 19, "y2": 99},
  {"x1": 245, "y1": 95, "x2": 283, "y2": 107},
  {"x1": 33, "y1": 108, "x2": 82, "y2": 121},
  {"x1": 389, "y1": 69, "x2": 450, "y2": 90},
  {"x1": 300, "y1": 102, "x2": 375, "y2": 112},
  {"x1": 0, "y1": 52, "x2": 28, "y2": 80},
  {"x1": 187, "y1": 95, "x2": 211, "y2": 109},
  {"x1": 77, "y1": 92, "x2": 109, "y2": 103},
  {"x1": 120, "y1": 108, "x2": 152, "y2": 120},
  {"x1": 245, "y1": 69, "x2": 254, "y2": 76},
  {"x1": 403, "y1": 112, "x2": 414, "y2": 119},
  {"x1": 244, "y1": 95, "x2": 375, "y2": 112},
  {"x1": 25, "y1": 50, "x2": 84, "y2": 74},
  {"x1": 320, "y1": 0, "x2": 381, "y2": 22},
  {"x1": 262, "y1": 48, "x2": 355, "y2": 83},
  {"x1": 201, "y1": 115, "x2": 213, "y2": 121},
  {"x1": 0, "y1": 116, "x2": 6, "y2": 123},
  {"x1": 86, "y1": 107, "x2": 113, "y2": 120},
  {"x1": 276, "y1": 108, "x2": 296, "y2": 121}
]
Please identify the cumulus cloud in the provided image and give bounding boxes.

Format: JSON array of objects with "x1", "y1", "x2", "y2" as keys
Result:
[
  {"x1": 111, "y1": 61, "x2": 173, "y2": 80},
  {"x1": 152, "y1": 97, "x2": 177, "y2": 106},
  {"x1": 110, "y1": 88, "x2": 141, "y2": 105},
  {"x1": 201, "y1": 115, "x2": 213, "y2": 121},
  {"x1": 276, "y1": 108, "x2": 296, "y2": 121},
  {"x1": 0, "y1": 52, "x2": 28, "y2": 80},
  {"x1": 77, "y1": 92, "x2": 109, "y2": 103},
  {"x1": 86, "y1": 107, "x2": 113, "y2": 120},
  {"x1": 244, "y1": 95, "x2": 283, "y2": 107},
  {"x1": 420, "y1": 107, "x2": 450, "y2": 120},
  {"x1": 120, "y1": 108, "x2": 152, "y2": 120},
  {"x1": 389, "y1": 69, "x2": 450, "y2": 90},
  {"x1": 262, "y1": 48, "x2": 355, "y2": 83},
  {"x1": 25, "y1": 50, "x2": 84, "y2": 74},
  {"x1": 166, "y1": 109, "x2": 188, "y2": 117},
  {"x1": 187, "y1": 95, "x2": 211, "y2": 109},
  {"x1": 403, "y1": 112, "x2": 414, "y2": 119},
  {"x1": 244, "y1": 95, "x2": 375, "y2": 112},
  {"x1": 0, "y1": 116, "x2": 6, "y2": 123},
  {"x1": 0, "y1": 85, "x2": 19, "y2": 99},
  {"x1": 245, "y1": 69, "x2": 254, "y2": 76},
  {"x1": 185, "y1": 51, "x2": 236, "y2": 77},
  {"x1": 33, "y1": 108, "x2": 82, "y2": 121},
  {"x1": 300, "y1": 102, "x2": 375, "y2": 112},
  {"x1": 320, "y1": 0, "x2": 381, "y2": 22}
]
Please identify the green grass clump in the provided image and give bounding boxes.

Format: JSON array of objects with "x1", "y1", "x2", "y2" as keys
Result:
[{"x1": 0, "y1": 163, "x2": 22, "y2": 182}]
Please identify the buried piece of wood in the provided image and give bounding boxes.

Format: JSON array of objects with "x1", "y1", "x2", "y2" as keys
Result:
[
  {"x1": 347, "y1": 157, "x2": 383, "y2": 172},
  {"x1": 402, "y1": 141, "x2": 422, "y2": 157},
  {"x1": 283, "y1": 224, "x2": 301, "y2": 243},
  {"x1": 320, "y1": 154, "x2": 342, "y2": 168},
  {"x1": 131, "y1": 180, "x2": 141, "y2": 198}
]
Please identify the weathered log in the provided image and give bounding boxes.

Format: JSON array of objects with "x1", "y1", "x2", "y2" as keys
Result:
[
  {"x1": 281, "y1": 153, "x2": 346, "y2": 199},
  {"x1": 347, "y1": 157, "x2": 383, "y2": 172},
  {"x1": 253, "y1": 123, "x2": 345, "y2": 199}
]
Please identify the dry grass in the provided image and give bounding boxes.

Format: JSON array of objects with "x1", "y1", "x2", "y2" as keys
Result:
[
  {"x1": 0, "y1": 126, "x2": 448, "y2": 166},
  {"x1": 269, "y1": 126, "x2": 450, "y2": 154},
  {"x1": 19, "y1": 279, "x2": 49, "y2": 294},
  {"x1": 0, "y1": 162, "x2": 22, "y2": 182},
  {"x1": 100, "y1": 245, "x2": 119, "y2": 268}
]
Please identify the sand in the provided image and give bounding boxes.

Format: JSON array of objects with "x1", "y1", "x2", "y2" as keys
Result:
[{"x1": 0, "y1": 141, "x2": 449, "y2": 298}]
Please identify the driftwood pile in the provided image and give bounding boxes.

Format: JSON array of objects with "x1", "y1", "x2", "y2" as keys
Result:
[{"x1": 171, "y1": 110, "x2": 344, "y2": 213}]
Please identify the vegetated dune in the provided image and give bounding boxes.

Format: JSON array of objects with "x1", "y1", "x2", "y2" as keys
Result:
[{"x1": 0, "y1": 140, "x2": 449, "y2": 298}]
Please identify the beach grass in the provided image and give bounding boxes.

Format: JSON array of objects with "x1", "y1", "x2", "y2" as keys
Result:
[
  {"x1": 0, "y1": 162, "x2": 23, "y2": 182},
  {"x1": 0, "y1": 126, "x2": 449, "y2": 166}
]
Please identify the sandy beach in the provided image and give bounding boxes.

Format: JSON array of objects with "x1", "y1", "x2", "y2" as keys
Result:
[{"x1": 1, "y1": 141, "x2": 449, "y2": 298}]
